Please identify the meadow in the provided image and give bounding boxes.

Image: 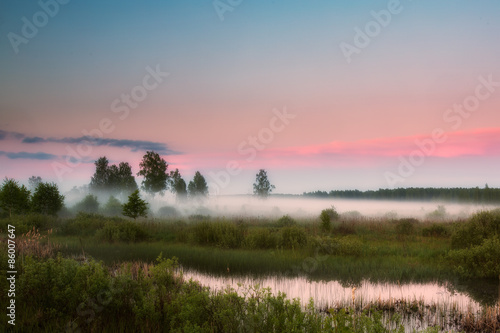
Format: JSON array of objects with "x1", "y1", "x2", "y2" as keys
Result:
[{"x1": 1, "y1": 207, "x2": 500, "y2": 332}]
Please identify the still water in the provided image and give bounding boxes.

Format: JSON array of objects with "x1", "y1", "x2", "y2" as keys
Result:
[{"x1": 182, "y1": 269, "x2": 498, "y2": 313}]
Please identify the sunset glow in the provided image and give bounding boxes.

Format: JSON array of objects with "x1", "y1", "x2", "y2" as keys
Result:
[{"x1": 1, "y1": 0, "x2": 499, "y2": 194}]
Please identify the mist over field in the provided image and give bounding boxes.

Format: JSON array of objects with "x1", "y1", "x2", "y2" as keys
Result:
[
  {"x1": 153, "y1": 196, "x2": 497, "y2": 219},
  {"x1": 64, "y1": 189, "x2": 498, "y2": 220}
]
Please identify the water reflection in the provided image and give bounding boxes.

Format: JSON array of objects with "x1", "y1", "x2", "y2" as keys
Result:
[{"x1": 182, "y1": 269, "x2": 498, "y2": 313}]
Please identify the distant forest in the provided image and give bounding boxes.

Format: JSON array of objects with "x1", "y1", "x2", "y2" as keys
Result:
[{"x1": 302, "y1": 186, "x2": 500, "y2": 203}]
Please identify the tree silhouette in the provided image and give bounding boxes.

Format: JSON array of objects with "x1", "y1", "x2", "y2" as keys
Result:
[
  {"x1": 169, "y1": 169, "x2": 188, "y2": 201},
  {"x1": 90, "y1": 157, "x2": 138, "y2": 195},
  {"x1": 188, "y1": 171, "x2": 208, "y2": 198},
  {"x1": 137, "y1": 151, "x2": 169, "y2": 197},
  {"x1": 122, "y1": 190, "x2": 148, "y2": 219},
  {"x1": 31, "y1": 182, "x2": 64, "y2": 216},
  {"x1": 0, "y1": 178, "x2": 30, "y2": 217},
  {"x1": 253, "y1": 169, "x2": 275, "y2": 198}
]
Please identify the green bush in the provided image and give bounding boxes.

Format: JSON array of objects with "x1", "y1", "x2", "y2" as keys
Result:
[
  {"x1": 73, "y1": 194, "x2": 100, "y2": 214},
  {"x1": 157, "y1": 206, "x2": 181, "y2": 218},
  {"x1": 395, "y1": 218, "x2": 419, "y2": 237},
  {"x1": 0, "y1": 213, "x2": 55, "y2": 234},
  {"x1": 313, "y1": 236, "x2": 363, "y2": 257},
  {"x1": 336, "y1": 236, "x2": 363, "y2": 256},
  {"x1": 342, "y1": 210, "x2": 363, "y2": 220},
  {"x1": 319, "y1": 207, "x2": 339, "y2": 232},
  {"x1": 102, "y1": 196, "x2": 123, "y2": 216},
  {"x1": 422, "y1": 224, "x2": 449, "y2": 237},
  {"x1": 451, "y1": 210, "x2": 500, "y2": 249},
  {"x1": 60, "y1": 212, "x2": 111, "y2": 236},
  {"x1": 334, "y1": 221, "x2": 357, "y2": 235},
  {"x1": 188, "y1": 214, "x2": 211, "y2": 221},
  {"x1": 426, "y1": 205, "x2": 447, "y2": 220},
  {"x1": 19, "y1": 255, "x2": 110, "y2": 320},
  {"x1": 278, "y1": 226, "x2": 307, "y2": 249},
  {"x1": 276, "y1": 215, "x2": 296, "y2": 227},
  {"x1": 97, "y1": 220, "x2": 149, "y2": 243},
  {"x1": 448, "y1": 236, "x2": 500, "y2": 278},
  {"x1": 191, "y1": 221, "x2": 245, "y2": 249},
  {"x1": 243, "y1": 228, "x2": 278, "y2": 249}
]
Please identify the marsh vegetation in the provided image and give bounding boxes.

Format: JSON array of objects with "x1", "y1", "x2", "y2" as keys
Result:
[{"x1": 1, "y1": 202, "x2": 500, "y2": 332}]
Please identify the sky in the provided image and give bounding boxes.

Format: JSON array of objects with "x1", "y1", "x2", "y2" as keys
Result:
[{"x1": 0, "y1": 0, "x2": 499, "y2": 195}]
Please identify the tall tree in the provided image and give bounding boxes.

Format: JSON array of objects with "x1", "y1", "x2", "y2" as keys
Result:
[
  {"x1": 103, "y1": 196, "x2": 122, "y2": 216},
  {"x1": 28, "y1": 176, "x2": 42, "y2": 192},
  {"x1": 90, "y1": 157, "x2": 137, "y2": 195},
  {"x1": 31, "y1": 182, "x2": 65, "y2": 216},
  {"x1": 117, "y1": 162, "x2": 138, "y2": 193},
  {"x1": 187, "y1": 171, "x2": 208, "y2": 198},
  {"x1": 122, "y1": 190, "x2": 148, "y2": 219},
  {"x1": 0, "y1": 178, "x2": 31, "y2": 217},
  {"x1": 137, "y1": 151, "x2": 169, "y2": 196},
  {"x1": 253, "y1": 169, "x2": 275, "y2": 198},
  {"x1": 90, "y1": 157, "x2": 110, "y2": 191},
  {"x1": 169, "y1": 169, "x2": 187, "y2": 201},
  {"x1": 73, "y1": 194, "x2": 99, "y2": 214}
]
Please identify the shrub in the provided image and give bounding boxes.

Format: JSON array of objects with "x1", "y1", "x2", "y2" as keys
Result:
[
  {"x1": 60, "y1": 212, "x2": 110, "y2": 236},
  {"x1": 97, "y1": 221, "x2": 149, "y2": 243},
  {"x1": 422, "y1": 224, "x2": 449, "y2": 237},
  {"x1": 395, "y1": 218, "x2": 419, "y2": 237},
  {"x1": 334, "y1": 221, "x2": 357, "y2": 235},
  {"x1": 448, "y1": 236, "x2": 500, "y2": 278},
  {"x1": 157, "y1": 206, "x2": 181, "y2": 218},
  {"x1": 451, "y1": 210, "x2": 500, "y2": 249},
  {"x1": 426, "y1": 205, "x2": 447, "y2": 220},
  {"x1": 337, "y1": 237, "x2": 364, "y2": 256},
  {"x1": 188, "y1": 214, "x2": 211, "y2": 221},
  {"x1": 278, "y1": 226, "x2": 307, "y2": 249},
  {"x1": 73, "y1": 194, "x2": 100, "y2": 214},
  {"x1": 0, "y1": 213, "x2": 55, "y2": 234},
  {"x1": 243, "y1": 228, "x2": 278, "y2": 249},
  {"x1": 313, "y1": 236, "x2": 363, "y2": 257},
  {"x1": 342, "y1": 211, "x2": 363, "y2": 220},
  {"x1": 19, "y1": 255, "x2": 110, "y2": 320},
  {"x1": 191, "y1": 221, "x2": 244, "y2": 249},
  {"x1": 276, "y1": 215, "x2": 296, "y2": 228},
  {"x1": 319, "y1": 207, "x2": 339, "y2": 232},
  {"x1": 102, "y1": 196, "x2": 122, "y2": 216}
]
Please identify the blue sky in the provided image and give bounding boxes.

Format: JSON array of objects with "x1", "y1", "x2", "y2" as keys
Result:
[{"x1": 1, "y1": 0, "x2": 499, "y2": 194}]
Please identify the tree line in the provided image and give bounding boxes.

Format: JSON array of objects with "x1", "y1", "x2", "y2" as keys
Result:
[
  {"x1": 303, "y1": 185, "x2": 500, "y2": 203},
  {"x1": 0, "y1": 178, "x2": 64, "y2": 217},
  {"x1": 0, "y1": 150, "x2": 277, "y2": 219},
  {"x1": 89, "y1": 151, "x2": 208, "y2": 201},
  {"x1": 89, "y1": 151, "x2": 276, "y2": 200}
]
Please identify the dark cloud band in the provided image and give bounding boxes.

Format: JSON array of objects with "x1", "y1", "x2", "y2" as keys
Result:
[
  {"x1": 1, "y1": 129, "x2": 180, "y2": 155},
  {"x1": 0, "y1": 151, "x2": 57, "y2": 160}
]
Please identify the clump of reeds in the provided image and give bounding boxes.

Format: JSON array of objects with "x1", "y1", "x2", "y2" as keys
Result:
[
  {"x1": 321, "y1": 295, "x2": 500, "y2": 333},
  {"x1": 17, "y1": 227, "x2": 60, "y2": 259},
  {"x1": 111, "y1": 261, "x2": 154, "y2": 280},
  {"x1": 459, "y1": 305, "x2": 500, "y2": 332}
]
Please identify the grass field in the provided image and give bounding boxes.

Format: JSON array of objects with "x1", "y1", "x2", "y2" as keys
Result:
[{"x1": 1, "y1": 209, "x2": 500, "y2": 331}]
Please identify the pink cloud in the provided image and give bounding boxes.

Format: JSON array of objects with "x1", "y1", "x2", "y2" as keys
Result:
[
  {"x1": 176, "y1": 127, "x2": 500, "y2": 171},
  {"x1": 277, "y1": 127, "x2": 500, "y2": 158}
]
